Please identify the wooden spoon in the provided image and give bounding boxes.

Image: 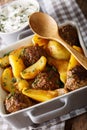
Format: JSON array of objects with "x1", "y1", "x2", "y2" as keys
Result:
[{"x1": 29, "y1": 12, "x2": 87, "y2": 70}]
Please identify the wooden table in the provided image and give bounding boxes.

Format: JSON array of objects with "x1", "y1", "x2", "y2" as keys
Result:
[{"x1": 0, "y1": 0, "x2": 87, "y2": 130}]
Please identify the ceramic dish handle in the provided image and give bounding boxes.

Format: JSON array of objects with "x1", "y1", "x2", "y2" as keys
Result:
[{"x1": 27, "y1": 97, "x2": 68, "y2": 124}]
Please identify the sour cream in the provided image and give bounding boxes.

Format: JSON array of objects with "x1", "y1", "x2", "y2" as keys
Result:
[{"x1": 0, "y1": 0, "x2": 39, "y2": 33}]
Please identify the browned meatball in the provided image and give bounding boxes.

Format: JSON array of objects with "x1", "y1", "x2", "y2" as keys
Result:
[
  {"x1": 32, "y1": 67, "x2": 63, "y2": 90},
  {"x1": 4, "y1": 91, "x2": 32, "y2": 113},
  {"x1": 22, "y1": 44, "x2": 47, "y2": 67},
  {"x1": 65, "y1": 65, "x2": 87, "y2": 91},
  {"x1": 59, "y1": 24, "x2": 80, "y2": 46}
]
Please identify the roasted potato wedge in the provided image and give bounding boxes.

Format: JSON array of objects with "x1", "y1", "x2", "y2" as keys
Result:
[
  {"x1": 22, "y1": 88, "x2": 58, "y2": 102},
  {"x1": 68, "y1": 46, "x2": 83, "y2": 70},
  {"x1": 48, "y1": 57, "x2": 68, "y2": 83},
  {"x1": 16, "y1": 79, "x2": 30, "y2": 91},
  {"x1": 32, "y1": 34, "x2": 49, "y2": 46},
  {"x1": 9, "y1": 54, "x2": 25, "y2": 79},
  {"x1": 0, "y1": 55, "x2": 9, "y2": 68},
  {"x1": 10, "y1": 46, "x2": 25, "y2": 57},
  {"x1": 1, "y1": 67, "x2": 15, "y2": 92},
  {"x1": 46, "y1": 40, "x2": 70, "y2": 60},
  {"x1": 21, "y1": 56, "x2": 47, "y2": 79}
]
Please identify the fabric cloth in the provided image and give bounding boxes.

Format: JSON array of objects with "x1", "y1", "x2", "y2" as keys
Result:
[{"x1": 0, "y1": 0, "x2": 87, "y2": 129}]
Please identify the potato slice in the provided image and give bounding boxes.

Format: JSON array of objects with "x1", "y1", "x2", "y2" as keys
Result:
[
  {"x1": 0, "y1": 55, "x2": 9, "y2": 68},
  {"x1": 21, "y1": 56, "x2": 47, "y2": 79},
  {"x1": 55, "y1": 60, "x2": 68, "y2": 83},
  {"x1": 16, "y1": 79, "x2": 30, "y2": 91},
  {"x1": 1, "y1": 67, "x2": 15, "y2": 92},
  {"x1": 32, "y1": 34, "x2": 48, "y2": 46},
  {"x1": 68, "y1": 46, "x2": 83, "y2": 70},
  {"x1": 9, "y1": 54, "x2": 25, "y2": 79},
  {"x1": 46, "y1": 40, "x2": 70, "y2": 60},
  {"x1": 0, "y1": 47, "x2": 24, "y2": 68},
  {"x1": 22, "y1": 89, "x2": 58, "y2": 102},
  {"x1": 10, "y1": 46, "x2": 24, "y2": 57},
  {"x1": 48, "y1": 57, "x2": 68, "y2": 83}
]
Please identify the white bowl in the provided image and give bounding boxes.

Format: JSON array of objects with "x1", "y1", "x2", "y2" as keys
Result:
[{"x1": 0, "y1": 0, "x2": 40, "y2": 44}]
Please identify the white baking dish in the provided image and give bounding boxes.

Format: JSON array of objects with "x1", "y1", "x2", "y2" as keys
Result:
[{"x1": 0, "y1": 21, "x2": 87, "y2": 129}]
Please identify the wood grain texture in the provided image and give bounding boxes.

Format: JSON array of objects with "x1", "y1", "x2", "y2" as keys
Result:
[{"x1": 65, "y1": 113, "x2": 87, "y2": 130}]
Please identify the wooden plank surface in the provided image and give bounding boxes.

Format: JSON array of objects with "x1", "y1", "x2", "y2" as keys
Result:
[{"x1": 65, "y1": 113, "x2": 87, "y2": 130}]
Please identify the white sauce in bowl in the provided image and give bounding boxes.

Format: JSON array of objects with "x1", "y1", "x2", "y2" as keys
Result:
[{"x1": 0, "y1": 0, "x2": 39, "y2": 33}]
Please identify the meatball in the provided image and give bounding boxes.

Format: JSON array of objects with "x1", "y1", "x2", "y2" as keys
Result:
[
  {"x1": 22, "y1": 44, "x2": 47, "y2": 67},
  {"x1": 4, "y1": 91, "x2": 32, "y2": 113},
  {"x1": 32, "y1": 68, "x2": 63, "y2": 90},
  {"x1": 59, "y1": 24, "x2": 80, "y2": 46},
  {"x1": 65, "y1": 65, "x2": 87, "y2": 91}
]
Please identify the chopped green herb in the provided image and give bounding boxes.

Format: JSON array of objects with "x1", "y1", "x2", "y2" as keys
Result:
[{"x1": 11, "y1": 78, "x2": 16, "y2": 83}]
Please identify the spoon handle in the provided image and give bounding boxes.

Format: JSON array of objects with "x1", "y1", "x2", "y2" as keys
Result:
[{"x1": 53, "y1": 36, "x2": 87, "y2": 70}]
